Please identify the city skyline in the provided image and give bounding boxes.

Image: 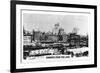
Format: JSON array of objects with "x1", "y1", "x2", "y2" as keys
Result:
[{"x1": 23, "y1": 13, "x2": 89, "y2": 35}]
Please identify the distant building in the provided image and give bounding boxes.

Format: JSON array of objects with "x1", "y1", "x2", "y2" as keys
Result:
[
  {"x1": 23, "y1": 23, "x2": 68, "y2": 43},
  {"x1": 67, "y1": 33, "x2": 88, "y2": 48},
  {"x1": 72, "y1": 27, "x2": 79, "y2": 34},
  {"x1": 62, "y1": 35, "x2": 68, "y2": 42},
  {"x1": 46, "y1": 31, "x2": 52, "y2": 35},
  {"x1": 23, "y1": 28, "x2": 32, "y2": 44},
  {"x1": 59, "y1": 28, "x2": 65, "y2": 35},
  {"x1": 52, "y1": 23, "x2": 60, "y2": 35},
  {"x1": 34, "y1": 31, "x2": 42, "y2": 42},
  {"x1": 23, "y1": 33, "x2": 32, "y2": 45},
  {"x1": 46, "y1": 34, "x2": 59, "y2": 42}
]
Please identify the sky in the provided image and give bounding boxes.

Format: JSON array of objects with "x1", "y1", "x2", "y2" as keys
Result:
[{"x1": 23, "y1": 13, "x2": 89, "y2": 35}]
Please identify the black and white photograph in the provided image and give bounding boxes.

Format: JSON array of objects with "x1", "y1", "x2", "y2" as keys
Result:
[
  {"x1": 11, "y1": 1, "x2": 97, "y2": 72},
  {"x1": 23, "y1": 12, "x2": 89, "y2": 60}
]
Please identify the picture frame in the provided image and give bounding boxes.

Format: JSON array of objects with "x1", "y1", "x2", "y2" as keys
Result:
[{"x1": 10, "y1": 0, "x2": 97, "y2": 72}]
